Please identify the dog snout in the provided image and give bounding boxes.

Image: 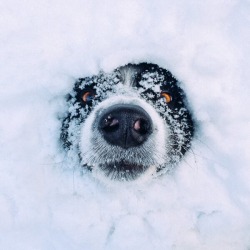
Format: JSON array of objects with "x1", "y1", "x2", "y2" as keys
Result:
[{"x1": 98, "y1": 104, "x2": 153, "y2": 149}]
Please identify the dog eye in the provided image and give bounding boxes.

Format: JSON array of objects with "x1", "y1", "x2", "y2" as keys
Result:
[
  {"x1": 160, "y1": 92, "x2": 172, "y2": 103},
  {"x1": 82, "y1": 91, "x2": 96, "y2": 103}
]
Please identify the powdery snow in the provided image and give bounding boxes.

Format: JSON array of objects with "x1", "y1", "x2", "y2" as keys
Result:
[{"x1": 0, "y1": 0, "x2": 250, "y2": 249}]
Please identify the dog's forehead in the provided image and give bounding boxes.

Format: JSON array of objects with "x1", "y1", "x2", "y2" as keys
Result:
[
  {"x1": 116, "y1": 64, "x2": 143, "y2": 87},
  {"x1": 115, "y1": 63, "x2": 172, "y2": 89},
  {"x1": 116, "y1": 63, "x2": 162, "y2": 84}
]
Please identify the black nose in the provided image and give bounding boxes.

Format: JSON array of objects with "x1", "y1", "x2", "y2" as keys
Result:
[{"x1": 98, "y1": 104, "x2": 153, "y2": 149}]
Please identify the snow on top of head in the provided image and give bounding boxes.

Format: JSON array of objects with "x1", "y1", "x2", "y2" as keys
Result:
[{"x1": 0, "y1": 0, "x2": 250, "y2": 249}]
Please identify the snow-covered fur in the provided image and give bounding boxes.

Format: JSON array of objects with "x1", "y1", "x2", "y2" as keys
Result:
[{"x1": 61, "y1": 63, "x2": 194, "y2": 182}]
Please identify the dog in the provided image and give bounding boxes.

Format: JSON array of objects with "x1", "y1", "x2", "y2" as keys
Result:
[{"x1": 61, "y1": 63, "x2": 194, "y2": 182}]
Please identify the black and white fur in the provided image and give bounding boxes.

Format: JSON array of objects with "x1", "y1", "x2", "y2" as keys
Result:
[{"x1": 61, "y1": 63, "x2": 194, "y2": 182}]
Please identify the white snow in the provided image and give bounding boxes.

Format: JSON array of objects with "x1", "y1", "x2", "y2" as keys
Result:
[{"x1": 0, "y1": 0, "x2": 250, "y2": 249}]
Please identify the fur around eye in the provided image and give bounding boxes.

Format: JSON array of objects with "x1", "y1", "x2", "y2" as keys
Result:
[
  {"x1": 160, "y1": 92, "x2": 172, "y2": 103},
  {"x1": 82, "y1": 91, "x2": 95, "y2": 103}
]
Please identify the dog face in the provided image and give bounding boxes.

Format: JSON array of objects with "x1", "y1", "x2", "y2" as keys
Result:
[{"x1": 61, "y1": 63, "x2": 194, "y2": 182}]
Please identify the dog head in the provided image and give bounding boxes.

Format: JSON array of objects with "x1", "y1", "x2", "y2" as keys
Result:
[{"x1": 61, "y1": 63, "x2": 194, "y2": 182}]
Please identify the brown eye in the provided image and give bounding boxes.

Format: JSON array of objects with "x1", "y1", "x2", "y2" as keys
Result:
[
  {"x1": 160, "y1": 92, "x2": 172, "y2": 103},
  {"x1": 82, "y1": 91, "x2": 95, "y2": 103}
]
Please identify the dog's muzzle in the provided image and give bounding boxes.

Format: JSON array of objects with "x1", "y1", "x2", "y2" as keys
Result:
[{"x1": 97, "y1": 104, "x2": 153, "y2": 149}]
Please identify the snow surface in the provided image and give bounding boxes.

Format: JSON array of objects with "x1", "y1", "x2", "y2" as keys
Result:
[{"x1": 0, "y1": 0, "x2": 250, "y2": 249}]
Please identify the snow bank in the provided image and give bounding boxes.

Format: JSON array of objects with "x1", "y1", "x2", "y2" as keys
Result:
[{"x1": 0, "y1": 0, "x2": 249, "y2": 249}]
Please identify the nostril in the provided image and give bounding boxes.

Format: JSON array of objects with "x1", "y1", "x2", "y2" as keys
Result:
[
  {"x1": 133, "y1": 118, "x2": 150, "y2": 135},
  {"x1": 101, "y1": 115, "x2": 119, "y2": 132}
]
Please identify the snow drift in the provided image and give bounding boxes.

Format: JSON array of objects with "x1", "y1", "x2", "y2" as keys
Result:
[{"x1": 0, "y1": 0, "x2": 249, "y2": 249}]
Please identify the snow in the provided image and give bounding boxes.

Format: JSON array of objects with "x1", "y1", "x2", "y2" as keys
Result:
[{"x1": 0, "y1": 0, "x2": 250, "y2": 249}]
